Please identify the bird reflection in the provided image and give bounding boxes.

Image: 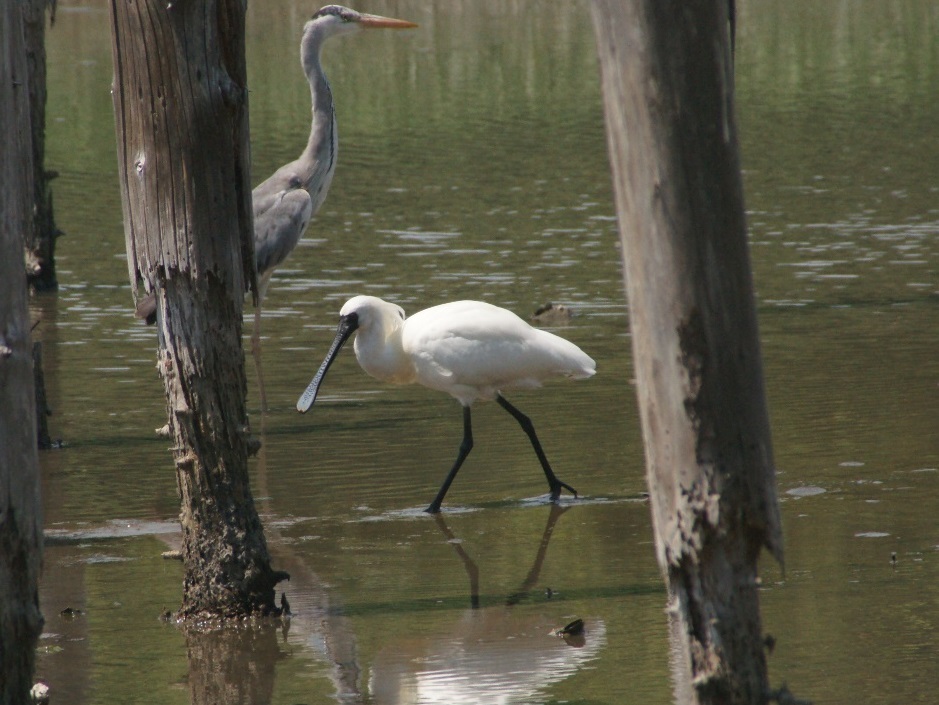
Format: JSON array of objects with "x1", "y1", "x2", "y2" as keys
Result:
[{"x1": 367, "y1": 506, "x2": 606, "y2": 704}]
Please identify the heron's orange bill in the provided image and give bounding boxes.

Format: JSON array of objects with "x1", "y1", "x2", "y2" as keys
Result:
[{"x1": 357, "y1": 14, "x2": 418, "y2": 29}]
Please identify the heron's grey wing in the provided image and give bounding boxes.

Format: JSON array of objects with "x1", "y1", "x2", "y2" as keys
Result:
[{"x1": 253, "y1": 189, "x2": 314, "y2": 277}]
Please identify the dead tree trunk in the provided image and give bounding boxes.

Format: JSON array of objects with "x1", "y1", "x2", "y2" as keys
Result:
[
  {"x1": 108, "y1": 0, "x2": 284, "y2": 619},
  {"x1": 0, "y1": 1, "x2": 45, "y2": 699},
  {"x1": 589, "y1": 2, "x2": 784, "y2": 703},
  {"x1": 22, "y1": 0, "x2": 60, "y2": 292}
]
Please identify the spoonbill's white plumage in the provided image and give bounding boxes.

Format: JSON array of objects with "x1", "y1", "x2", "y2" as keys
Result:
[{"x1": 297, "y1": 295, "x2": 596, "y2": 512}]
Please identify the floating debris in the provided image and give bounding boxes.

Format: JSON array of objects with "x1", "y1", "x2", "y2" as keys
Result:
[
  {"x1": 555, "y1": 618, "x2": 584, "y2": 637},
  {"x1": 786, "y1": 486, "x2": 826, "y2": 497},
  {"x1": 554, "y1": 618, "x2": 586, "y2": 648},
  {"x1": 767, "y1": 682, "x2": 813, "y2": 705},
  {"x1": 763, "y1": 633, "x2": 776, "y2": 654},
  {"x1": 30, "y1": 682, "x2": 50, "y2": 705},
  {"x1": 531, "y1": 302, "x2": 573, "y2": 325}
]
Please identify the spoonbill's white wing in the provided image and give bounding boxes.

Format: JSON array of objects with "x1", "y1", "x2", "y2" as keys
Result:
[{"x1": 402, "y1": 300, "x2": 595, "y2": 404}]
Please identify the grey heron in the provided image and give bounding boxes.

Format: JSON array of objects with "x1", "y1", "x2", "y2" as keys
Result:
[{"x1": 135, "y1": 5, "x2": 418, "y2": 405}]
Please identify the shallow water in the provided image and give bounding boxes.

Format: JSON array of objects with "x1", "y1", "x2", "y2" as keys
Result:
[{"x1": 33, "y1": 1, "x2": 939, "y2": 703}]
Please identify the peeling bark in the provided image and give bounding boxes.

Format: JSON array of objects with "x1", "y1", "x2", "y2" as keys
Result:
[
  {"x1": 108, "y1": 0, "x2": 281, "y2": 619},
  {"x1": 590, "y1": 1, "x2": 784, "y2": 703}
]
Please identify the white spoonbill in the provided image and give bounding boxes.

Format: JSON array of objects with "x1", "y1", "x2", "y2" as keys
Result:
[{"x1": 296, "y1": 295, "x2": 596, "y2": 513}]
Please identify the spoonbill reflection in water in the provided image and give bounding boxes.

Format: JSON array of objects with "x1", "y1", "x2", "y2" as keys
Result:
[
  {"x1": 296, "y1": 295, "x2": 596, "y2": 512},
  {"x1": 368, "y1": 507, "x2": 606, "y2": 704}
]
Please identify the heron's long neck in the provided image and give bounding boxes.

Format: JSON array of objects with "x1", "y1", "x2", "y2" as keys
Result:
[{"x1": 300, "y1": 28, "x2": 338, "y2": 191}]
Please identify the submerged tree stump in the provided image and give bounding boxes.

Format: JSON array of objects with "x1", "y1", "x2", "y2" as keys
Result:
[
  {"x1": 0, "y1": 1, "x2": 44, "y2": 700},
  {"x1": 108, "y1": 0, "x2": 284, "y2": 618},
  {"x1": 590, "y1": 1, "x2": 784, "y2": 703}
]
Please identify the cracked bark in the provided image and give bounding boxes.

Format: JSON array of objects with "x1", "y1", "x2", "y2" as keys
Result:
[
  {"x1": 108, "y1": 0, "x2": 284, "y2": 619},
  {"x1": 590, "y1": 1, "x2": 784, "y2": 703}
]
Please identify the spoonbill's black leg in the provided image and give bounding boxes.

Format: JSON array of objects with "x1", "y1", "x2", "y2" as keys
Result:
[
  {"x1": 426, "y1": 405, "x2": 474, "y2": 513},
  {"x1": 496, "y1": 395, "x2": 578, "y2": 501}
]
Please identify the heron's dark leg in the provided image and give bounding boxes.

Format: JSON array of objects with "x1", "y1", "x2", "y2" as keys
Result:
[
  {"x1": 496, "y1": 395, "x2": 578, "y2": 501},
  {"x1": 426, "y1": 405, "x2": 474, "y2": 513},
  {"x1": 251, "y1": 304, "x2": 269, "y2": 412}
]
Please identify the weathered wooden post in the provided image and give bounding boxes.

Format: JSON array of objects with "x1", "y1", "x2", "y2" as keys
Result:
[
  {"x1": 589, "y1": 1, "x2": 784, "y2": 702},
  {"x1": 108, "y1": 0, "x2": 284, "y2": 618},
  {"x1": 0, "y1": 0, "x2": 44, "y2": 699}
]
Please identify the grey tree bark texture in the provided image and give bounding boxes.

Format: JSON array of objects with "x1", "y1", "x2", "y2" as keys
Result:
[
  {"x1": 589, "y1": 2, "x2": 785, "y2": 703},
  {"x1": 108, "y1": 0, "x2": 285, "y2": 619},
  {"x1": 0, "y1": 0, "x2": 45, "y2": 699}
]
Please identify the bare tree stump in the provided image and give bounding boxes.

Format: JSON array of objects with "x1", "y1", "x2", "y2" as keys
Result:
[
  {"x1": 589, "y1": 1, "x2": 784, "y2": 703},
  {"x1": 108, "y1": 0, "x2": 284, "y2": 619}
]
